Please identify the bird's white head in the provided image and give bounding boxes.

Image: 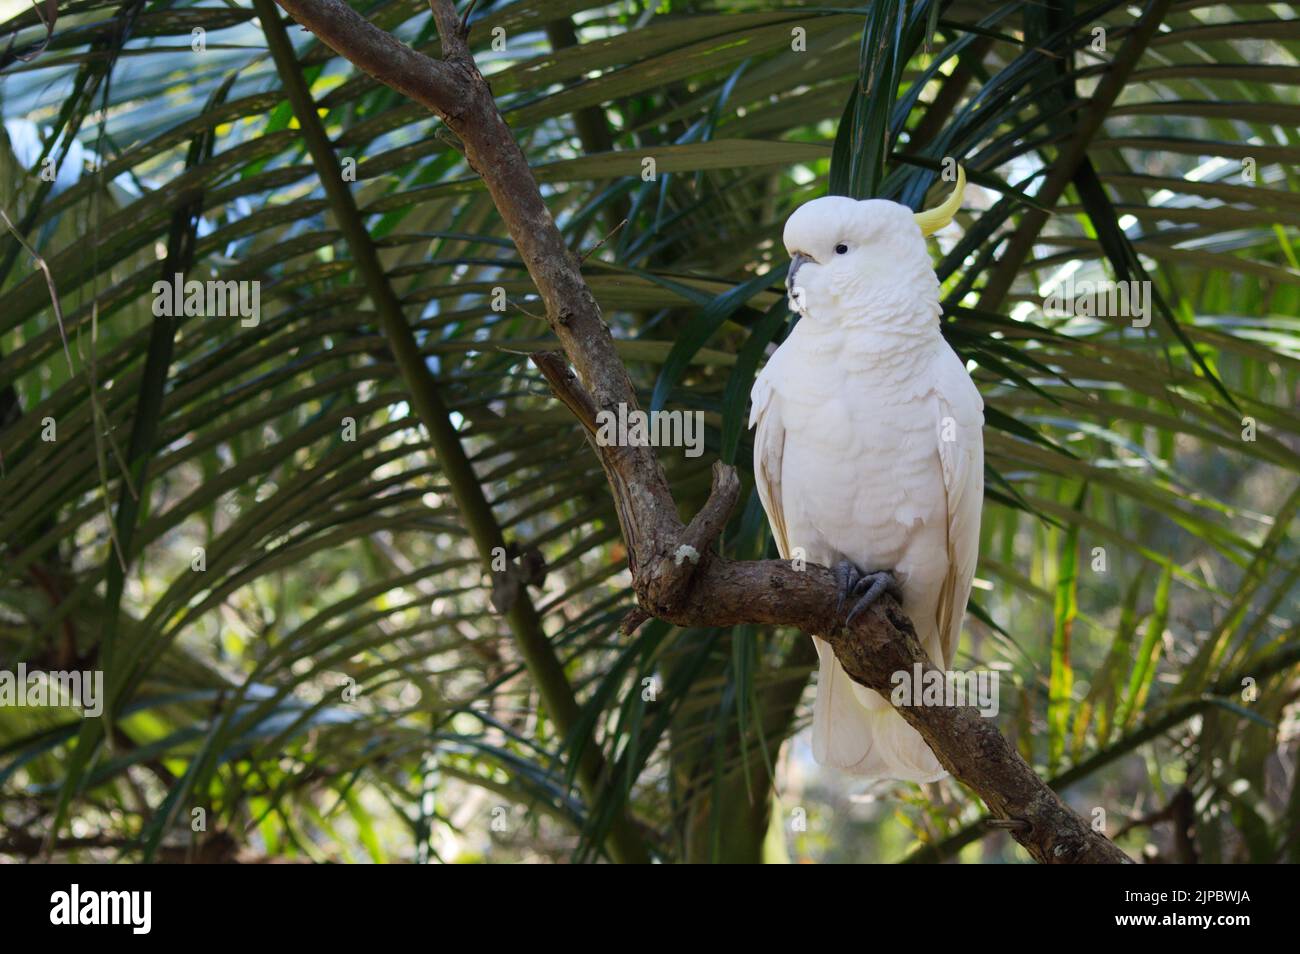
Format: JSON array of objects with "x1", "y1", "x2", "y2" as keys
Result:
[{"x1": 783, "y1": 168, "x2": 964, "y2": 331}]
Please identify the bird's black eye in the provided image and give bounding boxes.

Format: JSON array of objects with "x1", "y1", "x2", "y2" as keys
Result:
[{"x1": 834, "y1": 243, "x2": 849, "y2": 255}]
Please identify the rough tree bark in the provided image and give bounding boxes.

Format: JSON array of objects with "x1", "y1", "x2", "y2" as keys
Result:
[{"x1": 270, "y1": 0, "x2": 1131, "y2": 864}]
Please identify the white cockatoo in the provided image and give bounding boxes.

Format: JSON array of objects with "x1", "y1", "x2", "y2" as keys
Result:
[{"x1": 749, "y1": 169, "x2": 983, "y2": 782}]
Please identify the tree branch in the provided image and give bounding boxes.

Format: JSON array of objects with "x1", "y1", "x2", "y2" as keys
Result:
[
  {"x1": 273, "y1": 0, "x2": 1131, "y2": 863},
  {"x1": 271, "y1": 0, "x2": 468, "y2": 115}
]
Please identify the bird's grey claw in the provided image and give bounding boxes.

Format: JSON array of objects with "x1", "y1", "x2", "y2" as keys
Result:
[
  {"x1": 833, "y1": 560, "x2": 860, "y2": 617},
  {"x1": 844, "y1": 569, "x2": 901, "y2": 627}
]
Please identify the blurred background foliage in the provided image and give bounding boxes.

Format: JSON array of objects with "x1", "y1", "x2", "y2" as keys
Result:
[{"x1": 0, "y1": 0, "x2": 1297, "y2": 863}]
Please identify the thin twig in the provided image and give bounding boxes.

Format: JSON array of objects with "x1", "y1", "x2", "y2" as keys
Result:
[
  {"x1": 579, "y1": 218, "x2": 628, "y2": 264},
  {"x1": 459, "y1": 0, "x2": 479, "y2": 33},
  {"x1": 508, "y1": 297, "x2": 544, "y2": 320},
  {"x1": 0, "y1": 209, "x2": 133, "y2": 573}
]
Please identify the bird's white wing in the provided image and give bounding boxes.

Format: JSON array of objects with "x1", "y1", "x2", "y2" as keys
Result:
[
  {"x1": 932, "y1": 346, "x2": 985, "y2": 667},
  {"x1": 749, "y1": 369, "x2": 792, "y2": 560}
]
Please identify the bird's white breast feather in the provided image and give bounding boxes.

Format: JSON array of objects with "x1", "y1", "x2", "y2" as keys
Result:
[{"x1": 749, "y1": 315, "x2": 984, "y2": 779}]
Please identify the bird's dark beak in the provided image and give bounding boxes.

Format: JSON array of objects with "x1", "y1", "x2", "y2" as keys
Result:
[{"x1": 786, "y1": 252, "x2": 809, "y2": 293}]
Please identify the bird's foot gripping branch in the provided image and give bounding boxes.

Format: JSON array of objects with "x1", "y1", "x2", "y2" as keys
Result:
[{"x1": 272, "y1": 0, "x2": 1130, "y2": 864}]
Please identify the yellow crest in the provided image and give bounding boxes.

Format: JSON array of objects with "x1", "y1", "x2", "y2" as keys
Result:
[{"x1": 913, "y1": 165, "x2": 966, "y2": 236}]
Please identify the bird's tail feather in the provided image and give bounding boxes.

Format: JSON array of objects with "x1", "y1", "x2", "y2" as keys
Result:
[{"x1": 810, "y1": 636, "x2": 947, "y2": 782}]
